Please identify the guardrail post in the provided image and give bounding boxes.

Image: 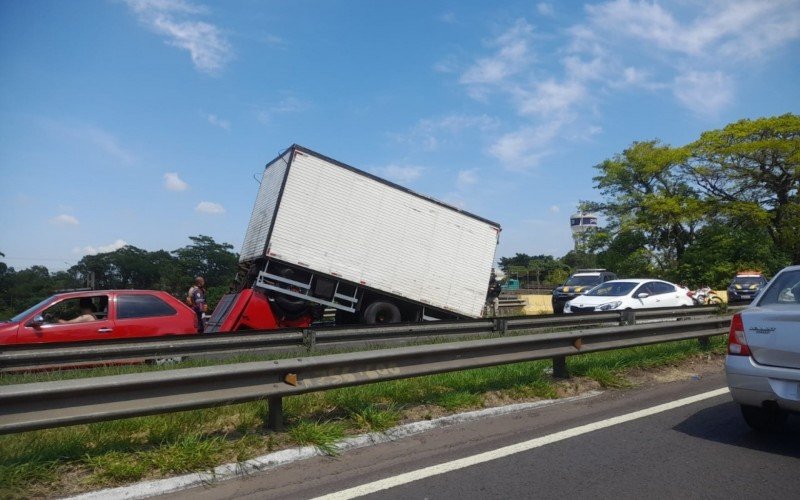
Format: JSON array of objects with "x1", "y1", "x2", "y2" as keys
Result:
[
  {"x1": 619, "y1": 309, "x2": 636, "y2": 326},
  {"x1": 302, "y1": 329, "x2": 316, "y2": 351},
  {"x1": 493, "y1": 318, "x2": 508, "y2": 336},
  {"x1": 698, "y1": 336, "x2": 710, "y2": 349},
  {"x1": 267, "y1": 396, "x2": 284, "y2": 432},
  {"x1": 552, "y1": 356, "x2": 569, "y2": 379}
]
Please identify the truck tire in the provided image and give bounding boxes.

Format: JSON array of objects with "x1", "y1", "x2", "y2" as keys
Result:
[
  {"x1": 362, "y1": 301, "x2": 402, "y2": 324},
  {"x1": 274, "y1": 295, "x2": 308, "y2": 314},
  {"x1": 273, "y1": 266, "x2": 308, "y2": 315}
]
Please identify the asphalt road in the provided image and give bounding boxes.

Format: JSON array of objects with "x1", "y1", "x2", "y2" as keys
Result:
[{"x1": 164, "y1": 371, "x2": 800, "y2": 500}]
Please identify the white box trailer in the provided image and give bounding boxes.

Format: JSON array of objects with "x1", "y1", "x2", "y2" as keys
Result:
[{"x1": 238, "y1": 145, "x2": 501, "y2": 321}]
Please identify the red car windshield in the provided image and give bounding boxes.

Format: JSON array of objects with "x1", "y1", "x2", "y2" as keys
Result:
[{"x1": 7, "y1": 295, "x2": 57, "y2": 323}]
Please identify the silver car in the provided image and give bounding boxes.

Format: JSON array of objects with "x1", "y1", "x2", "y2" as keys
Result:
[{"x1": 725, "y1": 265, "x2": 800, "y2": 430}]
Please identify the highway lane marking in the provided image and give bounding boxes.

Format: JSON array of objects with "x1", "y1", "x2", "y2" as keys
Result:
[{"x1": 313, "y1": 387, "x2": 730, "y2": 500}]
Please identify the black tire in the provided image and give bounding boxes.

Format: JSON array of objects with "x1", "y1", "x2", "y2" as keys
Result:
[
  {"x1": 740, "y1": 404, "x2": 787, "y2": 431},
  {"x1": 362, "y1": 301, "x2": 402, "y2": 324},
  {"x1": 552, "y1": 301, "x2": 564, "y2": 314},
  {"x1": 273, "y1": 267, "x2": 308, "y2": 314},
  {"x1": 274, "y1": 295, "x2": 308, "y2": 314}
]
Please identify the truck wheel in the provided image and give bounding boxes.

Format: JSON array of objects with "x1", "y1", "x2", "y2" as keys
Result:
[
  {"x1": 274, "y1": 295, "x2": 308, "y2": 314},
  {"x1": 273, "y1": 267, "x2": 308, "y2": 314},
  {"x1": 362, "y1": 301, "x2": 402, "y2": 324}
]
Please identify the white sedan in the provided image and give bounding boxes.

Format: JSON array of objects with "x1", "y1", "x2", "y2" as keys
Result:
[{"x1": 563, "y1": 279, "x2": 693, "y2": 313}]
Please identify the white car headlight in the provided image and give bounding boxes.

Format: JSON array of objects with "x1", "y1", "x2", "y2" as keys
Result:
[
  {"x1": 597, "y1": 301, "x2": 622, "y2": 311},
  {"x1": 564, "y1": 301, "x2": 572, "y2": 312}
]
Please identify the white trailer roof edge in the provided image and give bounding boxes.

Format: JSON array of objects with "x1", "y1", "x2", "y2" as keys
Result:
[{"x1": 266, "y1": 144, "x2": 503, "y2": 230}]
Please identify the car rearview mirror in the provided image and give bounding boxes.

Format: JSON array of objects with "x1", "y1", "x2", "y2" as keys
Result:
[
  {"x1": 636, "y1": 292, "x2": 649, "y2": 299},
  {"x1": 29, "y1": 314, "x2": 45, "y2": 327}
]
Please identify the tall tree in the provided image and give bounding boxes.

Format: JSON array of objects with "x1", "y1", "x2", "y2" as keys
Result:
[
  {"x1": 586, "y1": 140, "x2": 703, "y2": 271},
  {"x1": 171, "y1": 235, "x2": 239, "y2": 287},
  {"x1": 687, "y1": 114, "x2": 800, "y2": 262}
]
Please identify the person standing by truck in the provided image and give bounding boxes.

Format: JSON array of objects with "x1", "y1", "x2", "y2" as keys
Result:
[{"x1": 187, "y1": 276, "x2": 207, "y2": 333}]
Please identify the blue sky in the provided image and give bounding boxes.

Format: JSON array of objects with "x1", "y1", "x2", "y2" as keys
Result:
[{"x1": 1, "y1": 0, "x2": 799, "y2": 271}]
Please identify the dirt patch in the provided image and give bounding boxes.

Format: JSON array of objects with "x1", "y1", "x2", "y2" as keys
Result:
[
  {"x1": 622, "y1": 352, "x2": 724, "y2": 388},
  {"x1": 553, "y1": 377, "x2": 604, "y2": 397},
  {"x1": 400, "y1": 404, "x2": 452, "y2": 424}
]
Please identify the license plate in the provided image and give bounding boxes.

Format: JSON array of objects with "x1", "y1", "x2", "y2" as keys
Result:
[{"x1": 741, "y1": 295, "x2": 751, "y2": 299}]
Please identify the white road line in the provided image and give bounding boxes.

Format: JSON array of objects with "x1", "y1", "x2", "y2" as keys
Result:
[{"x1": 313, "y1": 387, "x2": 730, "y2": 500}]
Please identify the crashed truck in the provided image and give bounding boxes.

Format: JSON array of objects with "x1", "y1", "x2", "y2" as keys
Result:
[{"x1": 206, "y1": 145, "x2": 501, "y2": 332}]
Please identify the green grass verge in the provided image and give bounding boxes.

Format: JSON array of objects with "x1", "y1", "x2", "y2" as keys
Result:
[{"x1": 0, "y1": 336, "x2": 725, "y2": 499}]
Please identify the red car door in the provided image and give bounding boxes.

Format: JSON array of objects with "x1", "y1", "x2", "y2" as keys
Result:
[
  {"x1": 17, "y1": 294, "x2": 115, "y2": 344},
  {"x1": 112, "y1": 292, "x2": 195, "y2": 338}
]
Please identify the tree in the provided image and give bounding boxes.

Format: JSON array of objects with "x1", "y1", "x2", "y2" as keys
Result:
[
  {"x1": 596, "y1": 230, "x2": 655, "y2": 278},
  {"x1": 497, "y1": 253, "x2": 533, "y2": 273},
  {"x1": 586, "y1": 140, "x2": 703, "y2": 271},
  {"x1": 171, "y1": 235, "x2": 239, "y2": 288},
  {"x1": 677, "y1": 222, "x2": 789, "y2": 288},
  {"x1": 687, "y1": 114, "x2": 800, "y2": 262}
]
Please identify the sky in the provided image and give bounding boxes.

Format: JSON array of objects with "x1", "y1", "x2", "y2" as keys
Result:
[{"x1": 1, "y1": 0, "x2": 799, "y2": 272}]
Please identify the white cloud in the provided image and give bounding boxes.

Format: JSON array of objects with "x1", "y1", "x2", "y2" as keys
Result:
[
  {"x1": 272, "y1": 96, "x2": 311, "y2": 114},
  {"x1": 433, "y1": 55, "x2": 459, "y2": 74},
  {"x1": 82, "y1": 126, "x2": 136, "y2": 164},
  {"x1": 374, "y1": 165, "x2": 423, "y2": 184},
  {"x1": 163, "y1": 172, "x2": 188, "y2": 191},
  {"x1": 124, "y1": 0, "x2": 232, "y2": 74},
  {"x1": 195, "y1": 201, "x2": 225, "y2": 214},
  {"x1": 549, "y1": 205, "x2": 560, "y2": 213},
  {"x1": 460, "y1": 19, "x2": 535, "y2": 86},
  {"x1": 256, "y1": 96, "x2": 312, "y2": 125},
  {"x1": 537, "y1": 3, "x2": 555, "y2": 17},
  {"x1": 673, "y1": 71, "x2": 734, "y2": 117},
  {"x1": 440, "y1": 11, "x2": 457, "y2": 24},
  {"x1": 584, "y1": 0, "x2": 800, "y2": 60},
  {"x1": 206, "y1": 113, "x2": 230, "y2": 130},
  {"x1": 487, "y1": 125, "x2": 557, "y2": 170},
  {"x1": 395, "y1": 114, "x2": 499, "y2": 151},
  {"x1": 50, "y1": 214, "x2": 79, "y2": 227},
  {"x1": 125, "y1": 0, "x2": 207, "y2": 16},
  {"x1": 516, "y1": 78, "x2": 587, "y2": 117},
  {"x1": 457, "y1": 169, "x2": 479, "y2": 188},
  {"x1": 74, "y1": 239, "x2": 129, "y2": 256},
  {"x1": 38, "y1": 119, "x2": 136, "y2": 165}
]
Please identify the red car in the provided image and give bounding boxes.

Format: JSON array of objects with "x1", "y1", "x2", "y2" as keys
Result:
[{"x1": 0, "y1": 290, "x2": 198, "y2": 345}]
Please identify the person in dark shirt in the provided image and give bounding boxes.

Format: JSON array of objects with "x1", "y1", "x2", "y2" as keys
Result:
[{"x1": 187, "y1": 276, "x2": 207, "y2": 333}]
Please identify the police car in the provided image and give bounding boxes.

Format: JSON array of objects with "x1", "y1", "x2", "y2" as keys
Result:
[
  {"x1": 552, "y1": 269, "x2": 617, "y2": 314},
  {"x1": 727, "y1": 271, "x2": 769, "y2": 303}
]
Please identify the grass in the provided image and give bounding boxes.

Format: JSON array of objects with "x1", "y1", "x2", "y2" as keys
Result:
[{"x1": 0, "y1": 335, "x2": 726, "y2": 499}]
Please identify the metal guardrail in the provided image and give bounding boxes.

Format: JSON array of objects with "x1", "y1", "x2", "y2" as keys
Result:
[
  {"x1": 0, "y1": 315, "x2": 732, "y2": 434},
  {"x1": 0, "y1": 306, "x2": 735, "y2": 369}
]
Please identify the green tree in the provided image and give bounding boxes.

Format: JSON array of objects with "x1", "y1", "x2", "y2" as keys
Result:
[
  {"x1": 687, "y1": 114, "x2": 800, "y2": 262},
  {"x1": 497, "y1": 253, "x2": 533, "y2": 273},
  {"x1": 677, "y1": 223, "x2": 789, "y2": 288},
  {"x1": 171, "y1": 235, "x2": 239, "y2": 288},
  {"x1": 586, "y1": 140, "x2": 703, "y2": 271},
  {"x1": 596, "y1": 230, "x2": 655, "y2": 278}
]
